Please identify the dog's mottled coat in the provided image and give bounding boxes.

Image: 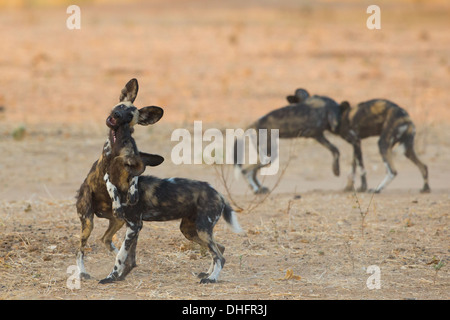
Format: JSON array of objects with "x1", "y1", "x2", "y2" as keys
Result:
[
  {"x1": 101, "y1": 173, "x2": 243, "y2": 284},
  {"x1": 338, "y1": 99, "x2": 430, "y2": 193}
]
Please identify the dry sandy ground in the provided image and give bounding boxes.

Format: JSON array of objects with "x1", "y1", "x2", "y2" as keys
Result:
[{"x1": 0, "y1": 0, "x2": 449, "y2": 300}]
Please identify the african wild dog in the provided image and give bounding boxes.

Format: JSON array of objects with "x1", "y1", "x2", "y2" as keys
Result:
[
  {"x1": 101, "y1": 172, "x2": 243, "y2": 284},
  {"x1": 100, "y1": 140, "x2": 243, "y2": 285},
  {"x1": 234, "y1": 88, "x2": 342, "y2": 194},
  {"x1": 75, "y1": 78, "x2": 164, "y2": 279},
  {"x1": 338, "y1": 99, "x2": 430, "y2": 193}
]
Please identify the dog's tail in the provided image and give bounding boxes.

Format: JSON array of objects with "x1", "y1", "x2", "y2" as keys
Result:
[{"x1": 221, "y1": 199, "x2": 243, "y2": 234}]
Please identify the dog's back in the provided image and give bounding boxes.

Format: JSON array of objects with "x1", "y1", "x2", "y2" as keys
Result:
[
  {"x1": 251, "y1": 95, "x2": 339, "y2": 138},
  {"x1": 341, "y1": 99, "x2": 412, "y2": 139},
  {"x1": 133, "y1": 176, "x2": 239, "y2": 229}
]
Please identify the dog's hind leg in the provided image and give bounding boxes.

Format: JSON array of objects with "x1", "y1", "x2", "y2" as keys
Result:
[
  {"x1": 402, "y1": 128, "x2": 430, "y2": 193},
  {"x1": 100, "y1": 218, "x2": 125, "y2": 253},
  {"x1": 315, "y1": 134, "x2": 340, "y2": 177},
  {"x1": 197, "y1": 231, "x2": 225, "y2": 284},
  {"x1": 180, "y1": 218, "x2": 209, "y2": 278},
  {"x1": 180, "y1": 216, "x2": 225, "y2": 283}
]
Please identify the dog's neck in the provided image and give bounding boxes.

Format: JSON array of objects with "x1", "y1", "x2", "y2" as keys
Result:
[
  {"x1": 111, "y1": 124, "x2": 139, "y2": 156},
  {"x1": 102, "y1": 124, "x2": 136, "y2": 158}
]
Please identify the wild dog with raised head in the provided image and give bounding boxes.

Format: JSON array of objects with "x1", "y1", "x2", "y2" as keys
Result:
[
  {"x1": 235, "y1": 88, "x2": 342, "y2": 194},
  {"x1": 338, "y1": 99, "x2": 430, "y2": 193},
  {"x1": 75, "y1": 78, "x2": 164, "y2": 279}
]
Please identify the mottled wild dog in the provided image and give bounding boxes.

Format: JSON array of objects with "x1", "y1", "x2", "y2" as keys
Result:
[
  {"x1": 338, "y1": 99, "x2": 430, "y2": 193},
  {"x1": 75, "y1": 79, "x2": 164, "y2": 279},
  {"x1": 235, "y1": 88, "x2": 341, "y2": 194},
  {"x1": 100, "y1": 146, "x2": 243, "y2": 285}
]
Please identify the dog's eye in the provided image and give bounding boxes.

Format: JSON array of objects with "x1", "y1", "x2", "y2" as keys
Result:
[{"x1": 126, "y1": 114, "x2": 133, "y2": 122}]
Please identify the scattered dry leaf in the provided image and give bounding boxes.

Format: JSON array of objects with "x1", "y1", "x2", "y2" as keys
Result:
[{"x1": 277, "y1": 269, "x2": 301, "y2": 281}]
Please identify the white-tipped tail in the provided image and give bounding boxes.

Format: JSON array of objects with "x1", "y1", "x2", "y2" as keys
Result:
[{"x1": 227, "y1": 211, "x2": 244, "y2": 234}]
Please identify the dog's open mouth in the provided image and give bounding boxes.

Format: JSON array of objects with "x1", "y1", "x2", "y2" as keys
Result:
[
  {"x1": 106, "y1": 116, "x2": 117, "y2": 128},
  {"x1": 106, "y1": 116, "x2": 118, "y2": 143}
]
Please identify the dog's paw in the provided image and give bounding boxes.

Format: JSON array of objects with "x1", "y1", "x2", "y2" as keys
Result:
[
  {"x1": 99, "y1": 277, "x2": 114, "y2": 284},
  {"x1": 255, "y1": 187, "x2": 269, "y2": 194},
  {"x1": 79, "y1": 272, "x2": 91, "y2": 280},
  {"x1": 200, "y1": 278, "x2": 217, "y2": 284},
  {"x1": 197, "y1": 272, "x2": 209, "y2": 279}
]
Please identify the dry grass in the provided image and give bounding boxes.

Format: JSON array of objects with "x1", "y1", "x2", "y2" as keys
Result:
[{"x1": 0, "y1": 190, "x2": 448, "y2": 299}]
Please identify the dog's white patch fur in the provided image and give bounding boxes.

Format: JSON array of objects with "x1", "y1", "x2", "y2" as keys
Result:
[
  {"x1": 206, "y1": 261, "x2": 222, "y2": 282},
  {"x1": 103, "y1": 138, "x2": 111, "y2": 156},
  {"x1": 129, "y1": 176, "x2": 138, "y2": 194}
]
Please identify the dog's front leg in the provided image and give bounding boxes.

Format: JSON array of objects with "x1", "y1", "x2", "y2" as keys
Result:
[
  {"x1": 104, "y1": 173, "x2": 125, "y2": 219},
  {"x1": 99, "y1": 217, "x2": 142, "y2": 284},
  {"x1": 126, "y1": 176, "x2": 139, "y2": 205}
]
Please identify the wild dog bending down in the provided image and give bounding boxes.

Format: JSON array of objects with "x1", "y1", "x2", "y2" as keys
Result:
[
  {"x1": 235, "y1": 88, "x2": 342, "y2": 194},
  {"x1": 101, "y1": 175, "x2": 243, "y2": 284},
  {"x1": 100, "y1": 127, "x2": 243, "y2": 285},
  {"x1": 76, "y1": 78, "x2": 164, "y2": 279},
  {"x1": 338, "y1": 99, "x2": 430, "y2": 193}
]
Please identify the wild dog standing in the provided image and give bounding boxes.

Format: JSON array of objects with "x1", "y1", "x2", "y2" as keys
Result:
[
  {"x1": 338, "y1": 99, "x2": 430, "y2": 193},
  {"x1": 235, "y1": 88, "x2": 342, "y2": 194},
  {"x1": 101, "y1": 175, "x2": 243, "y2": 284},
  {"x1": 75, "y1": 78, "x2": 164, "y2": 279},
  {"x1": 100, "y1": 132, "x2": 243, "y2": 284}
]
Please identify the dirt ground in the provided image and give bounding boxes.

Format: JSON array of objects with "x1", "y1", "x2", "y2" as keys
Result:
[{"x1": 0, "y1": 0, "x2": 449, "y2": 300}]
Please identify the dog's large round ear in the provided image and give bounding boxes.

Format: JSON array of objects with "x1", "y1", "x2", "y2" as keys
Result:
[
  {"x1": 286, "y1": 95, "x2": 300, "y2": 104},
  {"x1": 139, "y1": 153, "x2": 164, "y2": 167},
  {"x1": 339, "y1": 101, "x2": 351, "y2": 112},
  {"x1": 120, "y1": 78, "x2": 139, "y2": 103},
  {"x1": 138, "y1": 106, "x2": 164, "y2": 125}
]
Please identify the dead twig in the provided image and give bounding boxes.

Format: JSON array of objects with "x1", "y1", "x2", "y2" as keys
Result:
[
  {"x1": 352, "y1": 188, "x2": 375, "y2": 238},
  {"x1": 213, "y1": 164, "x2": 243, "y2": 212}
]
